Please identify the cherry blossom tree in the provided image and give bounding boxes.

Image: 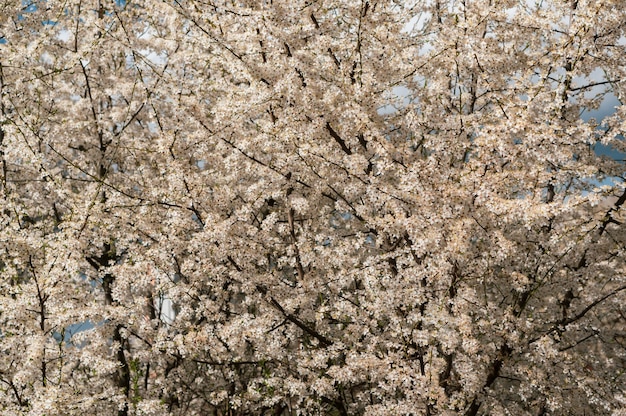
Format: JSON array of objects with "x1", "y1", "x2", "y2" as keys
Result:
[{"x1": 1, "y1": 0, "x2": 625, "y2": 414}]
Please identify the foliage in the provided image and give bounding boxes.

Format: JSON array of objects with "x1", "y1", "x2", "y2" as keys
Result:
[{"x1": 1, "y1": 0, "x2": 625, "y2": 415}]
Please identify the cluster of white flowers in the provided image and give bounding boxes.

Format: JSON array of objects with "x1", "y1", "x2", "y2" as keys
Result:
[{"x1": 0, "y1": 0, "x2": 625, "y2": 414}]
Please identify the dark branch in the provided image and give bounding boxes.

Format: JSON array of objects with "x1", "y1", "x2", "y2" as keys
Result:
[{"x1": 326, "y1": 122, "x2": 352, "y2": 155}]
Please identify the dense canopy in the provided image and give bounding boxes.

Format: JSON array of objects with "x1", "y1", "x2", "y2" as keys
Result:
[{"x1": 1, "y1": 0, "x2": 625, "y2": 414}]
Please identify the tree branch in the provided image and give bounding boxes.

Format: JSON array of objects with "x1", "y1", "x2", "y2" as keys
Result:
[{"x1": 326, "y1": 122, "x2": 352, "y2": 155}]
